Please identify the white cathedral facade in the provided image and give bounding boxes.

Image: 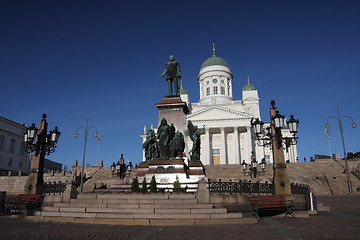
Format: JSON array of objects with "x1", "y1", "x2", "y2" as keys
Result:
[{"x1": 142, "y1": 48, "x2": 298, "y2": 165}]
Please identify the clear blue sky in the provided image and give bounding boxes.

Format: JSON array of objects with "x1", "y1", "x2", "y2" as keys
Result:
[{"x1": 1, "y1": 0, "x2": 359, "y2": 168}]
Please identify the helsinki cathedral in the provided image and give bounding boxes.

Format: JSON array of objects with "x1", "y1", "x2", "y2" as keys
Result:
[{"x1": 142, "y1": 46, "x2": 298, "y2": 165}]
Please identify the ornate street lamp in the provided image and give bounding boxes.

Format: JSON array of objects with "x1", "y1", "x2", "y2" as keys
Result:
[
  {"x1": 24, "y1": 114, "x2": 61, "y2": 194},
  {"x1": 74, "y1": 118, "x2": 99, "y2": 193},
  {"x1": 241, "y1": 159, "x2": 266, "y2": 177},
  {"x1": 260, "y1": 158, "x2": 267, "y2": 173},
  {"x1": 251, "y1": 100, "x2": 299, "y2": 197},
  {"x1": 251, "y1": 101, "x2": 299, "y2": 150},
  {"x1": 111, "y1": 162, "x2": 116, "y2": 177},
  {"x1": 325, "y1": 106, "x2": 357, "y2": 194}
]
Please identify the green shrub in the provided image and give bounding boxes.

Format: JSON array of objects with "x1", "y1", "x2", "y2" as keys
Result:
[
  {"x1": 173, "y1": 176, "x2": 181, "y2": 192},
  {"x1": 150, "y1": 175, "x2": 157, "y2": 193},
  {"x1": 141, "y1": 178, "x2": 148, "y2": 193},
  {"x1": 131, "y1": 177, "x2": 140, "y2": 192}
]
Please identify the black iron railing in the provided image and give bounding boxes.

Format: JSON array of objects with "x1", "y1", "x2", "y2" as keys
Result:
[
  {"x1": 208, "y1": 179, "x2": 274, "y2": 195},
  {"x1": 208, "y1": 179, "x2": 310, "y2": 196},
  {"x1": 43, "y1": 182, "x2": 66, "y2": 194},
  {"x1": 291, "y1": 183, "x2": 310, "y2": 195}
]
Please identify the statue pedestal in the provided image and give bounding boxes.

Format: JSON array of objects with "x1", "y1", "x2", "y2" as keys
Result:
[
  {"x1": 156, "y1": 96, "x2": 189, "y2": 134},
  {"x1": 136, "y1": 159, "x2": 206, "y2": 192}
]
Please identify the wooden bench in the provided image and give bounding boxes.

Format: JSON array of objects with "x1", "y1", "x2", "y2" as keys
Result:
[
  {"x1": 6, "y1": 194, "x2": 44, "y2": 212},
  {"x1": 249, "y1": 195, "x2": 294, "y2": 221}
]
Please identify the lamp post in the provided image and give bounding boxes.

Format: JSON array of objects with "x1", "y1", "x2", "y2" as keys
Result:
[
  {"x1": 251, "y1": 100, "x2": 299, "y2": 198},
  {"x1": 324, "y1": 127, "x2": 333, "y2": 160},
  {"x1": 241, "y1": 159, "x2": 266, "y2": 177},
  {"x1": 24, "y1": 113, "x2": 61, "y2": 194},
  {"x1": 325, "y1": 106, "x2": 356, "y2": 194},
  {"x1": 74, "y1": 118, "x2": 99, "y2": 193},
  {"x1": 96, "y1": 134, "x2": 102, "y2": 164}
]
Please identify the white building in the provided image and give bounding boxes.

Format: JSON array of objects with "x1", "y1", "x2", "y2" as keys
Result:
[
  {"x1": 142, "y1": 48, "x2": 298, "y2": 165},
  {"x1": 0, "y1": 116, "x2": 31, "y2": 173}
]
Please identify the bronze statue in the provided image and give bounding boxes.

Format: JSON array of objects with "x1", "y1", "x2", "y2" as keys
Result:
[
  {"x1": 143, "y1": 118, "x2": 186, "y2": 160},
  {"x1": 142, "y1": 129, "x2": 157, "y2": 161},
  {"x1": 160, "y1": 55, "x2": 181, "y2": 95},
  {"x1": 169, "y1": 131, "x2": 185, "y2": 158},
  {"x1": 187, "y1": 120, "x2": 204, "y2": 161},
  {"x1": 157, "y1": 118, "x2": 171, "y2": 158}
]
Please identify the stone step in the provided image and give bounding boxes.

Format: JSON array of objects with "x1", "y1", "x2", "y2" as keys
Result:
[
  {"x1": 54, "y1": 202, "x2": 107, "y2": 208},
  {"x1": 153, "y1": 199, "x2": 198, "y2": 204},
  {"x1": 70, "y1": 199, "x2": 103, "y2": 204},
  {"x1": 41, "y1": 207, "x2": 228, "y2": 215},
  {"x1": 139, "y1": 203, "x2": 213, "y2": 209},
  {"x1": 34, "y1": 211, "x2": 241, "y2": 220},
  {"x1": 154, "y1": 208, "x2": 227, "y2": 214},
  {"x1": 76, "y1": 193, "x2": 196, "y2": 200},
  {"x1": 54, "y1": 202, "x2": 215, "y2": 210},
  {"x1": 26, "y1": 215, "x2": 257, "y2": 226}
]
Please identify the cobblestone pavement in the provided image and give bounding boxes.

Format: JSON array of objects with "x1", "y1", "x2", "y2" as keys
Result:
[{"x1": 0, "y1": 196, "x2": 359, "y2": 240}]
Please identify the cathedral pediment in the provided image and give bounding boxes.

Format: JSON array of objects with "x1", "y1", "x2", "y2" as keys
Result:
[{"x1": 187, "y1": 106, "x2": 253, "y2": 122}]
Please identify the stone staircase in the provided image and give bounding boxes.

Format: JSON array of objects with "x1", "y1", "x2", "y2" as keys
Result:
[
  {"x1": 205, "y1": 161, "x2": 360, "y2": 196},
  {"x1": 34, "y1": 193, "x2": 254, "y2": 225},
  {"x1": 82, "y1": 167, "x2": 138, "y2": 193}
]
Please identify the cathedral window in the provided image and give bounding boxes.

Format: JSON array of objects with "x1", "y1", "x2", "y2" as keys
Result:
[
  {"x1": 221, "y1": 86, "x2": 225, "y2": 95},
  {"x1": 206, "y1": 87, "x2": 210, "y2": 96},
  {"x1": 9, "y1": 139, "x2": 15, "y2": 153},
  {"x1": 213, "y1": 86, "x2": 218, "y2": 94},
  {"x1": 0, "y1": 135, "x2": 4, "y2": 150}
]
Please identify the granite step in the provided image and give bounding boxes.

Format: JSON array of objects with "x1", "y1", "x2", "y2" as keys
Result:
[
  {"x1": 34, "y1": 211, "x2": 242, "y2": 220},
  {"x1": 25, "y1": 215, "x2": 256, "y2": 226}
]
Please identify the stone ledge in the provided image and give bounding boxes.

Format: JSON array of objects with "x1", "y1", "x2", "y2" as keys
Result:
[
  {"x1": 18, "y1": 215, "x2": 258, "y2": 225},
  {"x1": 194, "y1": 218, "x2": 257, "y2": 225},
  {"x1": 150, "y1": 219, "x2": 195, "y2": 226}
]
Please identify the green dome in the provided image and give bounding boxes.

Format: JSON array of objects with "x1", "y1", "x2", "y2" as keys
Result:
[
  {"x1": 201, "y1": 53, "x2": 230, "y2": 69},
  {"x1": 179, "y1": 87, "x2": 188, "y2": 94},
  {"x1": 242, "y1": 81, "x2": 257, "y2": 91}
]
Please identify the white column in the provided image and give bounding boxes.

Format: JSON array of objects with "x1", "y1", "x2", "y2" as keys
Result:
[
  {"x1": 205, "y1": 127, "x2": 211, "y2": 165},
  {"x1": 246, "y1": 126, "x2": 252, "y2": 163},
  {"x1": 233, "y1": 127, "x2": 240, "y2": 164},
  {"x1": 220, "y1": 127, "x2": 227, "y2": 164}
]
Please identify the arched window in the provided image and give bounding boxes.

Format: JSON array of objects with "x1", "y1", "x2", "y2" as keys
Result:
[
  {"x1": 0, "y1": 135, "x2": 4, "y2": 150},
  {"x1": 9, "y1": 139, "x2": 16, "y2": 153}
]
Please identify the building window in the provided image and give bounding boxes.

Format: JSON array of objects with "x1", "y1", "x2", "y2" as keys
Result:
[
  {"x1": 221, "y1": 79, "x2": 224, "y2": 83},
  {"x1": 9, "y1": 139, "x2": 16, "y2": 153},
  {"x1": 206, "y1": 87, "x2": 210, "y2": 96},
  {"x1": 19, "y1": 161, "x2": 23, "y2": 169},
  {"x1": 213, "y1": 86, "x2": 218, "y2": 94},
  {"x1": 206, "y1": 81, "x2": 209, "y2": 85},
  {"x1": 8, "y1": 158, "x2": 12, "y2": 167},
  {"x1": 20, "y1": 142, "x2": 25, "y2": 155},
  {"x1": 0, "y1": 135, "x2": 4, "y2": 150},
  {"x1": 212, "y1": 149, "x2": 220, "y2": 155},
  {"x1": 221, "y1": 86, "x2": 225, "y2": 95}
]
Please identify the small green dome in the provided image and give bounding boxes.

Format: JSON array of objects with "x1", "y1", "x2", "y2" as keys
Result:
[
  {"x1": 179, "y1": 87, "x2": 188, "y2": 94},
  {"x1": 242, "y1": 79, "x2": 257, "y2": 91},
  {"x1": 201, "y1": 53, "x2": 230, "y2": 69}
]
